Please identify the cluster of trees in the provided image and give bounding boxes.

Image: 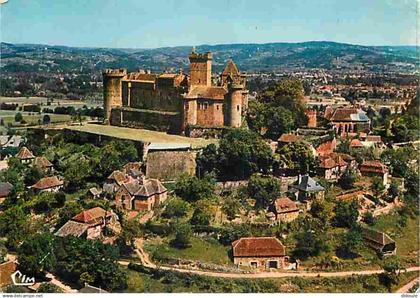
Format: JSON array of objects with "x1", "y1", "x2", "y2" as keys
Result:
[
  {"x1": 197, "y1": 129, "x2": 274, "y2": 180},
  {"x1": 42, "y1": 106, "x2": 104, "y2": 120},
  {"x1": 246, "y1": 79, "x2": 308, "y2": 140},
  {"x1": 17, "y1": 233, "x2": 127, "y2": 291}
]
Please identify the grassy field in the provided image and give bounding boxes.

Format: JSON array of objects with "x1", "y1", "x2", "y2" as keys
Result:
[
  {"x1": 373, "y1": 213, "x2": 419, "y2": 264},
  {"x1": 124, "y1": 268, "x2": 419, "y2": 293},
  {"x1": 66, "y1": 123, "x2": 217, "y2": 149},
  {"x1": 0, "y1": 96, "x2": 100, "y2": 108},
  {"x1": 145, "y1": 236, "x2": 232, "y2": 265}
]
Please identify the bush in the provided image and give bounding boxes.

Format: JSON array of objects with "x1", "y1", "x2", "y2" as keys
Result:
[
  {"x1": 162, "y1": 198, "x2": 190, "y2": 219},
  {"x1": 170, "y1": 222, "x2": 192, "y2": 249}
]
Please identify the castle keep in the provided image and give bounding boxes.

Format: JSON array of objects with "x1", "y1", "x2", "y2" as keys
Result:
[{"x1": 103, "y1": 48, "x2": 248, "y2": 134}]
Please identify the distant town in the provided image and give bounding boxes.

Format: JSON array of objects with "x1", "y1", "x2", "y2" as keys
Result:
[{"x1": 0, "y1": 41, "x2": 419, "y2": 294}]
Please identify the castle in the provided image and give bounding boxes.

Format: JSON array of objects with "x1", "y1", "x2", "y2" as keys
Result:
[{"x1": 102, "y1": 48, "x2": 248, "y2": 135}]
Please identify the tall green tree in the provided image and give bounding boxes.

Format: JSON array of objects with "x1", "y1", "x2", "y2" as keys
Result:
[{"x1": 247, "y1": 174, "x2": 281, "y2": 209}]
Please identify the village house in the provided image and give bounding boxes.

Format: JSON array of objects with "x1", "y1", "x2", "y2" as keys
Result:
[
  {"x1": 359, "y1": 160, "x2": 389, "y2": 186},
  {"x1": 349, "y1": 138, "x2": 364, "y2": 149},
  {"x1": 273, "y1": 197, "x2": 300, "y2": 222},
  {"x1": 16, "y1": 146, "x2": 35, "y2": 164},
  {"x1": 324, "y1": 106, "x2": 371, "y2": 136},
  {"x1": 30, "y1": 176, "x2": 64, "y2": 193},
  {"x1": 289, "y1": 175, "x2": 325, "y2": 209},
  {"x1": 318, "y1": 153, "x2": 348, "y2": 180},
  {"x1": 232, "y1": 237, "x2": 287, "y2": 270},
  {"x1": 103, "y1": 170, "x2": 130, "y2": 194},
  {"x1": 55, "y1": 207, "x2": 119, "y2": 241},
  {"x1": 0, "y1": 182, "x2": 13, "y2": 205},
  {"x1": 362, "y1": 227, "x2": 396, "y2": 256},
  {"x1": 115, "y1": 177, "x2": 167, "y2": 212},
  {"x1": 32, "y1": 156, "x2": 54, "y2": 172},
  {"x1": 277, "y1": 133, "x2": 304, "y2": 149}
]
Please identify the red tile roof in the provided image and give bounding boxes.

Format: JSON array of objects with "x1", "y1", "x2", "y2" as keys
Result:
[
  {"x1": 278, "y1": 134, "x2": 303, "y2": 143},
  {"x1": 275, "y1": 197, "x2": 299, "y2": 214},
  {"x1": 232, "y1": 237, "x2": 285, "y2": 257},
  {"x1": 360, "y1": 161, "x2": 388, "y2": 174},
  {"x1": 72, "y1": 207, "x2": 111, "y2": 223},
  {"x1": 329, "y1": 107, "x2": 359, "y2": 121},
  {"x1": 350, "y1": 139, "x2": 364, "y2": 148},
  {"x1": 0, "y1": 261, "x2": 17, "y2": 287},
  {"x1": 185, "y1": 86, "x2": 227, "y2": 100},
  {"x1": 108, "y1": 170, "x2": 128, "y2": 186},
  {"x1": 366, "y1": 135, "x2": 382, "y2": 143},
  {"x1": 16, "y1": 146, "x2": 35, "y2": 160},
  {"x1": 33, "y1": 156, "x2": 53, "y2": 169},
  {"x1": 31, "y1": 176, "x2": 63, "y2": 190}
]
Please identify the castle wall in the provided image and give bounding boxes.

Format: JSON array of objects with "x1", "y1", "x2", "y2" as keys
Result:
[
  {"x1": 122, "y1": 81, "x2": 183, "y2": 112},
  {"x1": 110, "y1": 108, "x2": 182, "y2": 134},
  {"x1": 196, "y1": 99, "x2": 224, "y2": 127}
]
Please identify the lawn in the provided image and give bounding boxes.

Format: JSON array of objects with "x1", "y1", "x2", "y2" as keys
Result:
[
  {"x1": 66, "y1": 123, "x2": 217, "y2": 149},
  {"x1": 144, "y1": 236, "x2": 232, "y2": 266},
  {"x1": 373, "y1": 213, "x2": 419, "y2": 264}
]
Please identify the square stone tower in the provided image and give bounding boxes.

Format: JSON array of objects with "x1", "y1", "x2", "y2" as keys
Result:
[{"x1": 188, "y1": 47, "x2": 212, "y2": 87}]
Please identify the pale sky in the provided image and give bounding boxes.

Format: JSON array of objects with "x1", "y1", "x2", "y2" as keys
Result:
[{"x1": 1, "y1": 0, "x2": 418, "y2": 48}]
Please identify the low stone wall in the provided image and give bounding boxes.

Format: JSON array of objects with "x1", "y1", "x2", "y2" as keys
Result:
[{"x1": 185, "y1": 126, "x2": 226, "y2": 138}]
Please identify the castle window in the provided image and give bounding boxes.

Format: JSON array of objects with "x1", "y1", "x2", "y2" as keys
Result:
[
  {"x1": 186, "y1": 103, "x2": 189, "y2": 111},
  {"x1": 216, "y1": 105, "x2": 219, "y2": 110},
  {"x1": 237, "y1": 105, "x2": 240, "y2": 111},
  {"x1": 204, "y1": 103, "x2": 208, "y2": 110}
]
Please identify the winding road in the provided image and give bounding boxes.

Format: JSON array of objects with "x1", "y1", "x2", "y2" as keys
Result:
[{"x1": 118, "y1": 238, "x2": 420, "y2": 280}]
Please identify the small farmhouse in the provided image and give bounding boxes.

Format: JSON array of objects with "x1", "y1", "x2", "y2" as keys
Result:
[{"x1": 232, "y1": 237, "x2": 286, "y2": 270}]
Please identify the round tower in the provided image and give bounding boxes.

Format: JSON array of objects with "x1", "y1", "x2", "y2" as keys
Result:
[
  {"x1": 102, "y1": 68, "x2": 127, "y2": 123},
  {"x1": 229, "y1": 84, "x2": 243, "y2": 128}
]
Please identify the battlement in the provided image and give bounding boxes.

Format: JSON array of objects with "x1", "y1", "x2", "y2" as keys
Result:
[
  {"x1": 103, "y1": 68, "x2": 127, "y2": 77},
  {"x1": 188, "y1": 51, "x2": 213, "y2": 61}
]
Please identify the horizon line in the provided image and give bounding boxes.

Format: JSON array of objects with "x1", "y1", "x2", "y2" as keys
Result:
[{"x1": 1, "y1": 40, "x2": 418, "y2": 51}]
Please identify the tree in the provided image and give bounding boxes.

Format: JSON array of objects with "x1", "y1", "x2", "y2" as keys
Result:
[
  {"x1": 247, "y1": 174, "x2": 281, "y2": 209},
  {"x1": 174, "y1": 174, "x2": 215, "y2": 202},
  {"x1": 0, "y1": 206, "x2": 29, "y2": 249},
  {"x1": 57, "y1": 201, "x2": 83, "y2": 227},
  {"x1": 293, "y1": 218, "x2": 330, "y2": 259},
  {"x1": 379, "y1": 257, "x2": 404, "y2": 291},
  {"x1": 217, "y1": 129, "x2": 274, "y2": 180},
  {"x1": 24, "y1": 166, "x2": 44, "y2": 186},
  {"x1": 372, "y1": 177, "x2": 385, "y2": 196},
  {"x1": 42, "y1": 114, "x2": 51, "y2": 125},
  {"x1": 277, "y1": 141, "x2": 317, "y2": 174},
  {"x1": 190, "y1": 205, "x2": 212, "y2": 226},
  {"x1": 53, "y1": 237, "x2": 127, "y2": 291},
  {"x1": 120, "y1": 219, "x2": 142, "y2": 247},
  {"x1": 363, "y1": 211, "x2": 376, "y2": 226},
  {"x1": 196, "y1": 143, "x2": 219, "y2": 178},
  {"x1": 14, "y1": 112, "x2": 23, "y2": 123},
  {"x1": 162, "y1": 197, "x2": 191, "y2": 218},
  {"x1": 222, "y1": 195, "x2": 242, "y2": 220},
  {"x1": 333, "y1": 199, "x2": 359, "y2": 228},
  {"x1": 310, "y1": 197, "x2": 335, "y2": 227},
  {"x1": 17, "y1": 233, "x2": 56, "y2": 277},
  {"x1": 337, "y1": 225, "x2": 363, "y2": 258},
  {"x1": 37, "y1": 283, "x2": 63, "y2": 293},
  {"x1": 170, "y1": 222, "x2": 192, "y2": 249},
  {"x1": 338, "y1": 168, "x2": 358, "y2": 190}
]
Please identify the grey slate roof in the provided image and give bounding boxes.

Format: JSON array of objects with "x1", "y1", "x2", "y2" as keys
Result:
[{"x1": 293, "y1": 175, "x2": 325, "y2": 193}]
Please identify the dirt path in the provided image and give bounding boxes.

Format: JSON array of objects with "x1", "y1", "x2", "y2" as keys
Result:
[
  {"x1": 120, "y1": 238, "x2": 420, "y2": 280},
  {"x1": 395, "y1": 276, "x2": 419, "y2": 293},
  {"x1": 45, "y1": 272, "x2": 78, "y2": 293}
]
